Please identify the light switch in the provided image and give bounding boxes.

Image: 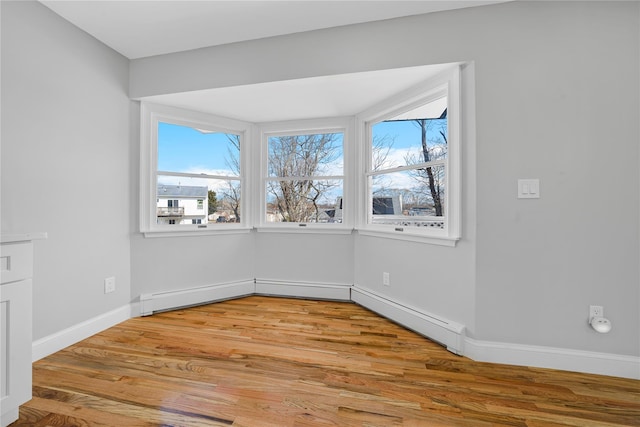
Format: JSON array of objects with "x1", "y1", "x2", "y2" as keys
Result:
[{"x1": 518, "y1": 179, "x2": 540, "y2": 199}]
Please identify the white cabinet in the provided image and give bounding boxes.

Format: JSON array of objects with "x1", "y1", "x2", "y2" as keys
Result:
[{"x1": 1, "y1": 234, "x2": 44, "y2": 427}]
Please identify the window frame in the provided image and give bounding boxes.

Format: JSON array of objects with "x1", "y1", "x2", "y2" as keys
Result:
[
  {"x1": 356, "y1": 66, "x2": 462, "y2": 246},
  {"x1": 140, "y1": 102, "x2": 253, "y2": 237},
  {"x1": 255, "y1": 117, "x2": 354, "y2": 233}
]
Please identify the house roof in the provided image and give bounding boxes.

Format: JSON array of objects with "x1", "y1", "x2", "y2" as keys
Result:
[{"x1": 157, "y1": 185, "x2": 207, "y2": 198}]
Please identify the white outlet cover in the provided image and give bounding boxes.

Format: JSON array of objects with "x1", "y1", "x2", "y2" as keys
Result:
[
  {"x1": 105, "y1": 277, "x2": 116, "y2": 293},
  {"x1": 589, "y1": 305, "x2": 604, "y2": 318}
]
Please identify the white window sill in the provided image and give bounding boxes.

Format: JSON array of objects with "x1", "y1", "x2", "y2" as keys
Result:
[
  {"x1": 143, "y1": 226, "x2": 252, "y2": 238},
  {"x1": 356, "y1": 228, "x2": 459, "y2": 247}
]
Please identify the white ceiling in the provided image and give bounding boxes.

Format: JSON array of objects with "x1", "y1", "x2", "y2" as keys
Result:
[
  {"x1": 40, "y1": 1, "x2": 507, "y2": 122},
  {"x1": 40, "y1": 1, "x2": 509, "y2": 60}
]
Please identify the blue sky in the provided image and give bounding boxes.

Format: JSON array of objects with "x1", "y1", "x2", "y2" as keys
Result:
[
  {"x1": 158, "y1": 122, "x2": 237, "y2": 174},
  {"x1": 373, "y1": 119, "x2": 447, "y2": 161}
]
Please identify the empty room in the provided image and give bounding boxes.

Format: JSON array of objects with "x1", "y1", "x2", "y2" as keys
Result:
[{"x1": 1, "y1": 1, "x2": 639, "y2": 425}]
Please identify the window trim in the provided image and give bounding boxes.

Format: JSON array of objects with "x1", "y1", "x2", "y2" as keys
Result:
[
  {"x1": 140, "y1": 102, "x2": 253, "y2": 237},
  {"x1": 355, "y1": 66, "x2": 462, "y2": 246},
  {"x1": 255, "y1": 117, "x2": 354, "y2": 231}
]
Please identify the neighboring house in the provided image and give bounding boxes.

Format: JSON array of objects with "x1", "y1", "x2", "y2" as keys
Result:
[
  {"x1": 318, "y1": 209, "x2": 335, "y2": 223},
  {"x1": 333, "y1": 196, "x2": 402, "y2": 223},
  {"x1": 157, "y1": 184, "x2": 208, "y2": 225},
  {"x1": 265, "y1": 210, "x2": 283, "y2": 223},
  {"x1": 372, "y1": 196, "x2": 403, "y2": 216}
]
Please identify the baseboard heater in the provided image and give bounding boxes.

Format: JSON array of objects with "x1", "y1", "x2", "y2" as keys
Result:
[
  {"x1": 139, "y1": 279, "x2": 351, "y2": 316},
  {"x1": 351, "y1": 286, "x2": 465, "y2": 355},
  {"x1": 139, "y1": 280, "x2": 255, "y2": 316}
]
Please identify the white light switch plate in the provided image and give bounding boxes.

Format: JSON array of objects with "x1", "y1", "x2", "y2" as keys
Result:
[{"x1": 518, "y1": 179, "x2": 540, "y2": 199}]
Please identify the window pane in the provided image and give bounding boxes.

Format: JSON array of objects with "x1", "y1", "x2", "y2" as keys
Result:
[
  {"x1": 158, "y1": 122, "x2": 240, "y2": 177},
  {"x1": 371, "y1": 97, "x2": 447, "y2": 170},
  {"x1": 268, "y1": 133, "x2": 343, "y2": 177},
  {"x1": 157, "y1": 175, "x2": 241, "y2": 224},
  {"x1": 265, "y1": 179, "x2": 342, "y2": 223},
  {"x1": 370, "y1": 166, "x2": 445, "y2": 228}
]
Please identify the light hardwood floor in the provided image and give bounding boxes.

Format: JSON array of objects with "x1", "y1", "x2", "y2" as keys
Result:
[{"x1": 15, "y1": 296, "x2": 640, "y2": 426}]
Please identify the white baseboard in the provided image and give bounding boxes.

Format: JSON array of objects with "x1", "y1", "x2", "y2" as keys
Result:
[
  {"x1": 464, "y1": 337, "x2": 640, "y2": 380},
  {"x1": 32, "y1": 304, "x2": 133, "y2": 362},
  {"x1": 351, "y1": 285, "x2": 465, "y2": 355},
  {"x1": 139, "y1": 280, "x2": 255, "y2": 315},
  {"x1": 1, "y1": 407, "x2": 19, "y2": 427},
  {"x1": 255, "y1": 279, "x2": 352, "y2": 301}
]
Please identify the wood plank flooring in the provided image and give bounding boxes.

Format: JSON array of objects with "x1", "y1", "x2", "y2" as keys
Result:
[{"x1": 14, "y1": 296, "x2": 640, "y2": 426}]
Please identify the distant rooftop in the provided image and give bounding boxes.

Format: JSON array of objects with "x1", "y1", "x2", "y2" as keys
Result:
[{"x1": 157, "y1": 184, "x2": 207, "y2": 198}]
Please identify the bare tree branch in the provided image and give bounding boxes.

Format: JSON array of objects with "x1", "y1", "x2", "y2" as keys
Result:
[{"x1": 268, "y1": 133, "x2": 341, "y2": 222}]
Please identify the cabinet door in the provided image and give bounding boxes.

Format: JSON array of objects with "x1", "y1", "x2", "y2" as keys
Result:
[{"x1": 1, "y1": 279, "x2": 32, "y2": 426}]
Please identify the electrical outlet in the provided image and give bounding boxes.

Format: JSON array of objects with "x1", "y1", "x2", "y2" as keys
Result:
[
  {"x1": 104, "y1": 277, "x2": 116, "y2": 294},
  {"x1": 382, "y1": 272, "x2": 390, "y2": 286},
  {"x1": 589, "y1": 305, "x2": 603, "y2": 319}
]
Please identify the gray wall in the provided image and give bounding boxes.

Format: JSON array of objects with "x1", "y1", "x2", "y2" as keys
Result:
[
  {"x1": 254, "y1": 233, "x2": 354, "y2": 284},
  {"x1": 130, "y1": 233, "x2": 255, "y2": 295},
  {"x1": 1, "y1": 1, "x2": 132, "y2": 340},
  {"x1": 130, "y1": 1, "x2": 640, "y2": 357},
  {"x1": 473, "y1": 2, "x2": 639, "y2": 355}
]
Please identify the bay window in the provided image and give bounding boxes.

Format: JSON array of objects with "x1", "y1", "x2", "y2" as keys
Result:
[{"x1": 140, "y1": 64, "x2": 463, "y2": 244}]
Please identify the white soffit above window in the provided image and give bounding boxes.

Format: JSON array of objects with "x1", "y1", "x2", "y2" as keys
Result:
[
  {"x1": 141, "y1": 63, "x2": 455, "y2": 123},
  {"x1": 40, "y1": 1, "x2": 511, "y2": 60},
  {"x1": 388, "y1": 96, "x2": 448, "y2": 121}
]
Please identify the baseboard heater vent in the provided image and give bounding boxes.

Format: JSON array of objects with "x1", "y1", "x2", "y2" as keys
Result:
[
  {"x1": 139, "y1": 280, "x2": 255, "y2": 316},
  {"x1": 254, "y1": 279, "x2": 352, "y2": 301},
  {"x1": 351, "y1": 286, "x2": 466, "y2": 355},
  {"x1": 138, "y1": 279, "x2": 351, "y2": 316}
]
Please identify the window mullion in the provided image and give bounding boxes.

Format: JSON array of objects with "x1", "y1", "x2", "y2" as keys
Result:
[
  {"x1": 265, "y1": 175, "x2": 344, "y2": 182},
  {"x1": 366, "y1": 159, "x2": 446, "y2": 177},
  {"x1": 158, "y1": 171, "x2": 240, "y2": 181}
]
